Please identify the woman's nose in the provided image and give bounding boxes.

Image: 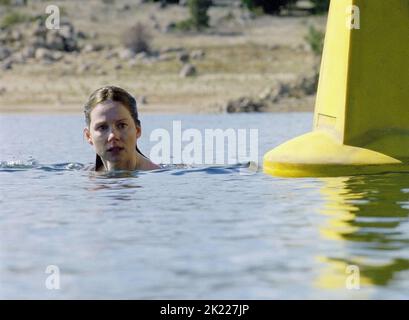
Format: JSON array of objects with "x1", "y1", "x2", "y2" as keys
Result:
[{"x1": 107, "y1": 127, "x2": 119, "y2": 141}]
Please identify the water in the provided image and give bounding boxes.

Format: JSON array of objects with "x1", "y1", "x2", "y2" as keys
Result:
[{"x1": 0, "y1": 113, "x2": 408, "y2": 299}]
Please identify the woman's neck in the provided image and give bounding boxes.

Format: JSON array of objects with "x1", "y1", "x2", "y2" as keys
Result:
[{"x1": 102, "y1": 153, "x2": 140, "y2": 172}]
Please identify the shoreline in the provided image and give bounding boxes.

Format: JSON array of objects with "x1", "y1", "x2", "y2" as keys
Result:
[{"x1": 0, "y1": 98, "x2": 315, "y2": 114}]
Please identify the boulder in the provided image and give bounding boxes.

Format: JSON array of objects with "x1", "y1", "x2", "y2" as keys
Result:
[
  {"x1": 190, "y1": 49, "x2": 205, "y2": 60},
  {"x1": 118, "y1": 3, "x2": 131, "y2": 11},
  {"x1": 77, "y1": 31, "x2": 87, "y2": 39},
  {"x1": 294, "y1": 72, "x2": 319, "y2": 96},
  {"x1": 31, "y1": 24, "x2": 48, "y2": 38},
  {"x1": 104, "y1": 50, "x2": 117, "y2": 59},
  {"x1": 35, "y1": 48, "x2": 54, "y2": 60},
  {"x1": 27, "y1": 35, "x2": 46, "y2": 50},
  {"x1": 52, "y1": 51, "x2": 63, "y2": 61},
  {"x1": 1, "y1": 59, "x2": 13, "y2": 71},
  {"x1": 63, "y1": 38, "x2": 78, "y2": 52},
  {"x1": 21, "y1": 46, "x2": 36, "y2": 59},
  {"x1": 178, "y1": 51, "x2": 190, "y2": 63},
  {"x1": 0, "y1": 47, "x2": 11, "y2": 61},
  {"x1": 163, "y1": 22, "x2": 176, "y2": 33},
  {"x1": 83, "y1": 43, "x2": 104, "y2": 53},
  {"x1": 223, "y1": 97, "x2": 265, "y2": 113},
  {"x1": 179, "y1": 63, "x2": 196, "y2": 77},
  {"x1": 10, "y1": 30, "x2": 22, "y2": 42},
  {"x1": 58, "y1": 23, "x2": 75, "y2": 40},
  {"x1": 135, "y1": 51, "x2": 148, "y2": 61},
  {"x1": 118, "y1": 48, "x2": 136, "y2": 60},
  {"x1": 158, "y1": 53, "x2": 173, "y2": 61},
  {"x1": 46, "y1": 32, "x2": 65, "y2": 51},
  {"x1": 11, "y1": 51, "x2": 26, "y2": 64},
  {"x1": 258, "y1": 83, "x2": 284, "y2": 102}
]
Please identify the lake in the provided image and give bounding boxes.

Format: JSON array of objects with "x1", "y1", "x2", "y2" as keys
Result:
[{"x1": 0, "y1": 113, "x2": 408, "y2": 299}]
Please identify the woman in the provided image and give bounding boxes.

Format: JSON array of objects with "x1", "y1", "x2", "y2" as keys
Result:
[{"x1": 83, "y1": 86, "x2": 160, "y2": 172}]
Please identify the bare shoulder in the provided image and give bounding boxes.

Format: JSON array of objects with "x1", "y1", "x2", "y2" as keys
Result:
[{"x1": 140, "y1": 158, "x2": 161, "y2": 171}]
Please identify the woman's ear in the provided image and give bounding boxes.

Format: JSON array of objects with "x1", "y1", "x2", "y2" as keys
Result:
[
  {"x1": 84, "y1": 127, "x2": 93, "y2": 145},
  {"x1": 135, "y1": 126, "x2": 142, "y2": 139}
]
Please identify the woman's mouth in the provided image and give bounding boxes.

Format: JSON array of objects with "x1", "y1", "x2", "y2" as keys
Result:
[{"x1": 107, "y1": 146, "x2": 124, "y2": 154}]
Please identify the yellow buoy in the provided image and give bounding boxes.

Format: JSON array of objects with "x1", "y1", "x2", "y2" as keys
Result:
[{"x1": 264, "y1": 0, "x2": 409, "y2": 177}]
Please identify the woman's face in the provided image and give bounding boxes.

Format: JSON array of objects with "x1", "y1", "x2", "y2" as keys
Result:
[{"x1": 84, "y1": 101, "x2": 141, "y2": 168}]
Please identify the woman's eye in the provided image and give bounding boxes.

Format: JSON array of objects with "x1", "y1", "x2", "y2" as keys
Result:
[
  {"x1": 118, "y1": 123, "x2": 127, "y2": 129},
  {"x1": 98, "y1": 125, "x2": 107, "y2": 130}
]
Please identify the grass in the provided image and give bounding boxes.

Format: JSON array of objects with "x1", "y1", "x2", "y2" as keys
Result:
[{"x1": 0, "y1": 11, "x2": 32, "y2": 28}]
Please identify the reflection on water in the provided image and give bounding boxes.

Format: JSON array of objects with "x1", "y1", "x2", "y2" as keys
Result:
[{"x1": 316, "y1": 174, "x2": 409, "y2": 291}]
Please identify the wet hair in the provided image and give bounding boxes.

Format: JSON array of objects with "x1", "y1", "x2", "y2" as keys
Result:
[{"x1": 83, "y1": 86, "x2": 145, "y2": 170}]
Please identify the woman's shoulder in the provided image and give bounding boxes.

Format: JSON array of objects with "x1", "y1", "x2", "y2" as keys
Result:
[{"x1": 140, "y1": 158, "x2": 161, "y2": 170}]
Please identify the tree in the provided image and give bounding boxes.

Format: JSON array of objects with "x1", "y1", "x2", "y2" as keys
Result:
[
  {"x1": 188, "y1": 0, "x2": 212, "y2": 29},
  {"x1": 310, "y1": 0, "x2": 330, "y2": 14},
  {"x1": 241, "y1": 0, "x2": 296, "y2": 15}
]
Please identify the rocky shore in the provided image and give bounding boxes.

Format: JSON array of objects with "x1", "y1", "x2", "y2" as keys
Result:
[{"x1": 0, "y1": 0, "x2": 326, "y2": 113}]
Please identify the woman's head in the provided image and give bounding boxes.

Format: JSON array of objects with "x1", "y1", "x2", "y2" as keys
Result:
[
  {"x1": 84, "y1": 86, "x2": 140, "y2": 128},
  {"x1": 83, "y1": 86, "x2": 143, "y2": 171}
]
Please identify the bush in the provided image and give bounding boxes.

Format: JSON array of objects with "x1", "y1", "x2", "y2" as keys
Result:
[
  {"x1": 188, "y1": 0, "x2": 212, "y2": 29},
  {"x1": 0, "y1": 11, "x2": 31, "y2": 28},
  {"x1": 173, "y1": 19, "x2": 194, "y2": 31},
  {"x1": 170, "y1": 0, "x2": 212, "y2": 31},
  {"x1": 311, "y1": 0, "x2": 330, "y2": 14},
  {"x1": 241, "y1": 0, "x2": 296, "y2": 15},
  {"x1": 122, "y1": 23, "x2": 152, "y2": 53},
  {"x1": 304, "y1": 25, "x2": 325, "y2": 56}
]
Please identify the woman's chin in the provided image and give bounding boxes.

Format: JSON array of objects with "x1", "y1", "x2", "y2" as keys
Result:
[{"x1": 104, "y1": 151, "x2": 125, "y2": 162}]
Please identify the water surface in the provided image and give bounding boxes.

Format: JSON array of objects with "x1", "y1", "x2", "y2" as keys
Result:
[{"x1": 0, "y1": 113, "x2": 408, "y2": 299}]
